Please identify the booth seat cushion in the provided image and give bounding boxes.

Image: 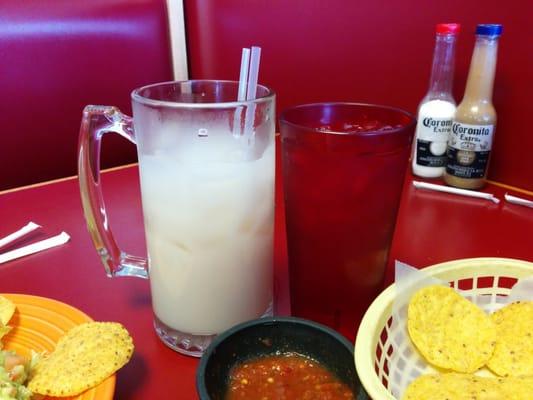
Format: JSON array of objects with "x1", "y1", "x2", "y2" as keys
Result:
[{"x1": 0, "y1": 0, "x2": 173, "y2": 190}]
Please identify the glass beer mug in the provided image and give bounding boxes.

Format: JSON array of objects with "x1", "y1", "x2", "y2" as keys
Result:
[{"x1": 78, "y1": 81, "x2": 275, "y2": 356}]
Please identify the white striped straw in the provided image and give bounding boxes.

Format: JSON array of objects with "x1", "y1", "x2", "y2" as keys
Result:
[
  {"x1": 246, "y1": 46, "x2": 261, "y2": 101},
  {"x1": 237, "y1": 48, "x2": 251, "y2": 101}
]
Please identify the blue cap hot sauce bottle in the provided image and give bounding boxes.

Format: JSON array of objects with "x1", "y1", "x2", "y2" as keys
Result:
[{"x1": 444, "y1": 24, "x2": 503, "y2": 189}]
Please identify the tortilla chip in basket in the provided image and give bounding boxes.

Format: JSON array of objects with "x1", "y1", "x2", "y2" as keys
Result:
[
  {"x1": 403, "y1": 373, "x2": 533, "y2": 400},
  {"x1": 407, "y1": 285, "x2": 496, "y2": 373},
  {"x1": 487, "y1": 301, "x2": 533, "y2": 377}
]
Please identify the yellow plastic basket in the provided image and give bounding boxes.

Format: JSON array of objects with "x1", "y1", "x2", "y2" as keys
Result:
[{"x1": 354, "y1": 257, "x2": 533, "y2": 400}]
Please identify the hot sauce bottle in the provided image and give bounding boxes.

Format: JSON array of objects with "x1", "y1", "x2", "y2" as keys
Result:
[
  {"x1": 444, "y1": 24, "x2": 503, "y2": 189},
  {"x1": 412, "y1": 23, "x2": 460, "y2": 178}
]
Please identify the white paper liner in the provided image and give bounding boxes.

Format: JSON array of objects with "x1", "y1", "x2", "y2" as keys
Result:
[{"x1": 388, "y1": 261, "x2": 533, "y2": 399}]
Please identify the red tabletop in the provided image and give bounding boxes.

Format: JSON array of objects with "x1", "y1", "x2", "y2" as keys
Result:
[
  {"x1": 0, "y1": 164, "x2": 292, "y2": 400},
  {"x1": 386, "y1": 171, "x2": 533, "y2": 284},
  {"x1": 0, "y1": 161, "x2": 531, "y2": 399}
]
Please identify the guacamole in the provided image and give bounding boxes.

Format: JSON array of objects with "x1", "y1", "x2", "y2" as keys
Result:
[{"x1": 0, "y1": 351, "x2": 33, "y2": 400}]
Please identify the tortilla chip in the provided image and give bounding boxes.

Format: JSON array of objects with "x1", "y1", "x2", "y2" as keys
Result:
[
  {"x1": 0, "y1": 296, "x2": 16, "y2": 325},
  {"x1": 487, "y1": 301, "x2": 533, "y2": 377},
  {"x1": 0, "y1": 324, "x2": 11, "y2": 349},
  {"x1": 403, "y1": 373, "x2": 533, "y2": 400},
  {"x1": 28, "y1": 322, "x2": 134, "y2": 396},
  {"x1": 501, "y1": 376, "x2": 533, "y2": 399},
  {"x1": 407, "y1": 285, "x2": 496, "y2": 373}
]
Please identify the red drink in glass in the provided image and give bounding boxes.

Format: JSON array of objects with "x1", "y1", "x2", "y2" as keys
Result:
[{"x1": 280, "y1": 103, "x2": 415, "y2": 340}]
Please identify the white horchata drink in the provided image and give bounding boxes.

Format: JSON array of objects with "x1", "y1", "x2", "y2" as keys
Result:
[
  {"x1": 137, "y1": 122, "x2": 274, "y2": 336},
  {"x1": 79, "y1": 79, "x2": 276, "y2": 357}
]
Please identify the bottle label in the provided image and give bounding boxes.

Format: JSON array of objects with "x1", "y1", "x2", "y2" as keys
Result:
[
  {"x1": 415, "y1": 116, "x2": 453, "y2": 167},
  {"x1": 446, "y1": 122, "x2": 495, "y2": 178}
]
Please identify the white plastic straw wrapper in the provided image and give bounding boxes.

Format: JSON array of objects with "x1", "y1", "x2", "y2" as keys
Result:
[
  {"x1": 0, "y1": 232, "x2": 70, "y2": 264},
  {"x1": 413, "y1": 181, "x2": 500, "y2": 204},
  {"x1": 504, "y1": 193, "x2": 533, "y2": 209},
  {"x1": 0, "y1": 222, "x2": 41, "y2": 250}
]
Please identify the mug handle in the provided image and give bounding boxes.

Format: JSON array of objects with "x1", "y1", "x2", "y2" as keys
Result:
[{"x1": 78, "y1": 105, "x2": 148, "y2": 279}]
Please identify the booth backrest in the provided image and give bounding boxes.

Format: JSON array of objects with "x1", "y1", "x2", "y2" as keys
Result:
[
  {"x1": 0, "y1": 0, "x2": 173, "y2": 191},
  {"x1": 184, "y1": 0, "x2": 532, "y2": 191}
]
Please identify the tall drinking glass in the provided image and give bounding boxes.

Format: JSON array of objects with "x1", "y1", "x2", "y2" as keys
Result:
[
  {"x1": 280, "y1": 103, "x2": 415, "y2": 340},
  {"x1": 78, "y1": 81, "x2": 275, "y2": 356}
]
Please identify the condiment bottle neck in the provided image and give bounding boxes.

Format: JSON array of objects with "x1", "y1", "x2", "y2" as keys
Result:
[
  {"x1": 426, "y1": 33, "x2": 457, "y2": 101},
  {"x1": 462, "y1": 35, "x2": 500, "y2": 103}
]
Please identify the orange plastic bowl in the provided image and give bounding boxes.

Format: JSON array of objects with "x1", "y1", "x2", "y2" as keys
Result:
[{"x1": 1, "y1": 293, "x2": 115, "y2": 400}]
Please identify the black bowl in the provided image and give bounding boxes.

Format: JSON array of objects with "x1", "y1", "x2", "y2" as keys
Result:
[{"x1": 196, "y1": 316, "x2": 369, "y2": 399}]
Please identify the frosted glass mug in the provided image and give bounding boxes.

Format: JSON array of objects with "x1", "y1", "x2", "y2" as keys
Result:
[{"x1": 78, "y1": 81, "x2": 275, "y2": 356}]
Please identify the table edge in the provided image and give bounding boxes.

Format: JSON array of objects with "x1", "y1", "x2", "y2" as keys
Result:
[{"x1": 0, "y1": 163, "x2": 139, "y2": 195}]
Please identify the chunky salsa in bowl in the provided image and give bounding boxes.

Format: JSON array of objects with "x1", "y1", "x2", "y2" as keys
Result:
[
  {"x1": 226, "y1": 352, "x2": 355, "y2": 399},
  {"x1": 196, "y1": 317, "x2": 368, "y2": 400}
]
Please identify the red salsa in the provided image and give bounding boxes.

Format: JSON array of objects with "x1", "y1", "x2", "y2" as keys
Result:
[{"x1": 226, "y1": 353, "x2": 355, "y2": 399}]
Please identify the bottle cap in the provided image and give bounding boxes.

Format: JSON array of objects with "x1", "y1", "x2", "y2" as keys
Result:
[
  {"x1": 476, "y1": 24, "x2": 503, "y2": 36},
  {"x1": 436, "y1": 23, "x2": 461, "y2": 34}
]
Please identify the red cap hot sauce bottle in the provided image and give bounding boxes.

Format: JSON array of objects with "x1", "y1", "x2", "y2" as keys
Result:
[{"x1": 412, "y1": 23, "x2": 460, "y2": 178}]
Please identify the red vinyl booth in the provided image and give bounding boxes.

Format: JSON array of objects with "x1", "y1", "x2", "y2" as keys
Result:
[
  {"x1": 0, "y1": 0, "x2": 173, "y2": 191},
  {"x1": 184, "y1": 0, "x2": 533, "y2": 192}
]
